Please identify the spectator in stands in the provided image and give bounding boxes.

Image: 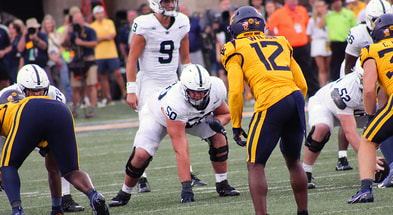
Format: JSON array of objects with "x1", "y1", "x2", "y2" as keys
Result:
[
  {"x1": 346, "y1": 0, "x2": 366, "y2": 19},
  {"x1": 0, "y1": 16, "x2": 11, "y2": 90},
  {"x1": 264, "y1": 0, "x2": 277, "y2": 21},
  {"x1": 91, "y1": 5, "x2": 127, "y2": 106},
  {"x1": 267, "y1": 0, "x2": 320, "y2": 97},
  {"x1": 118, "y1": 9, "x2": 137, "y2": 63},
  {"x1": 17, "y1": 18, "x2": 49, "y2": 82},
  {"x1": 5, "y1": 19, "x2": 23, "y2": 84},
  {"x1": 138, "y1": 3, "x2": 153, "y2": 15},
  {"x1": 178, "y1": 4, "x2": 204, "y2": 67},
  {"x1": 63, "y1": 13, "x2": 98, "y2": 118},
  {"x1": 41, "y1": 14, "x2": 63, "y2": 90},
  {"x1": 322, "y1": 0, "x2": 357, "y2": 81},
  {"x1": 249, "y1": 0, "x2": 265, "y2": 18},
  {"x1": 307, "y1": 0, "x2": 331, "y2": 86},
  {"x1": 57, "y1": 11, "x2": 73, "y2": 102}
]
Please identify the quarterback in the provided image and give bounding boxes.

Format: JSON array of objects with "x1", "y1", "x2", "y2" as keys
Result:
[
  {"x1": 110, "y1": 64, "x2": 239, "y2": 206},
  {"x1": 121, "y1": 0, "x2": 204, "y2": 195},
  {"x1": 221, "y1": 6, "x2": 308, "y2": 215}
]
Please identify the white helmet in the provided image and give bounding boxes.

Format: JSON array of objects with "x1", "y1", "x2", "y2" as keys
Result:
[
  {"x1": 180, "y1": 64, "x2": 211, "y2": 110},
  {"x1": 148, "y1": 0, "x2": 178, "y2": 17},
  {"x1": 17, "y1": 64, "x2": 50, "y2": 94},
  {"x1": 365, "y1": 0, "x2": 393, "y2": 30}
]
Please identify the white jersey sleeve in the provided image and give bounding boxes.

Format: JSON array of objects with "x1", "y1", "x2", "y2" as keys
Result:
[
  {"x1": 0, "y1": 84, "x2": 23, "y2": 97},
  {"x1": 151, "y1": 77, "x2": 227, "y2": 127},
  {"x1": 132, "y1": 13, "x2": 190, "y2": 81},
  {"x1": 346, "y1": 24, "x2": 373, "y2": 57},
  {"x1": 47, "y1": 85, "x2": 66, "y2": 104},
  {"x1": 329, "y1": 72, "x2": 364, "y2": 115}
]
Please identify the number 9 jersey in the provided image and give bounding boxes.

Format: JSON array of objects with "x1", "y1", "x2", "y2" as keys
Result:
[
  {"x1": 131, "y1": 12, "x2": 190, "y2": 81},
  {"x1": 221, "y1": 35, "x2": 307, "y2": 127}
]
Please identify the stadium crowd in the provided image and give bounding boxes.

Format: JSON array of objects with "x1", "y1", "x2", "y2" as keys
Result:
[{"x1": 1, "y1": 0, "x2": 393, "y2": 214}]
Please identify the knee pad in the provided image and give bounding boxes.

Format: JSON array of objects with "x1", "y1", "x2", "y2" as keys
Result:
[
  {"x1": 305, "y1": 126, "x2": 330, "y2": 153},
  {"x1": 207, "y1": 137, "x2": 229, "y2": 162},
  {"x1": 125, "y1": 147, "x2": 152, "y2": 178}
]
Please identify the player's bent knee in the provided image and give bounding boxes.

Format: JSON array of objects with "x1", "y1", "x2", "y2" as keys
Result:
[
  {"x1": 305, "y1": 126, "x2": 330, "y2": 153},
  {"x1": 207, "y1": 137, "x2": 229, "y2": 162},
  {"x1": 125, "y1": 147, "x2": 152, "y2": 178}
]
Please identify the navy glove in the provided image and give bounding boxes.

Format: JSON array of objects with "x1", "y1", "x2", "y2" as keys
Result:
[
  {"x1": 181, "y1": 181, "x2": 195, "y2": 203},
  {"x1": 232, "y1": 127, "x2": 248, "y2": 147},
  {"x1": 208, "y1": 119, "x2": 227, "y2": 137}
]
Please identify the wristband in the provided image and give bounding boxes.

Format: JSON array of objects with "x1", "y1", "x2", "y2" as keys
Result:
[
  {"x1": 180, "y1": 63, "x2": 192, "y2": 72},
  {"x1": 126, "y1": 82, "x2": 136, "y2": 94}
]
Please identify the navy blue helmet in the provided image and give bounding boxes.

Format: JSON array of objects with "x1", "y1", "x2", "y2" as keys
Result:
[
  {"x1": 371, "y1": 13, "x2": 393, "y2": 43},
  {"x1": 229, "y1": 6, "x2": 265, "y2": 39}
]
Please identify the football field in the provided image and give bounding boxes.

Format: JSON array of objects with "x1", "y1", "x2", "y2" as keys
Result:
[{"x1": 0, "y1": 101, "x2": 392, "y2": 214}]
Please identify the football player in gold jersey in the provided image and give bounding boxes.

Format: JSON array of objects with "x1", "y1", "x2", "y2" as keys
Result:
[
  {"x1": 221, "y1": 6, "x2": 308, "y2": 215},
  {"x1": 0, "y1": 95, "x2": 109, "y2": 215},
  {"x1": 348, "y1": 13, "x2": 393, "y2": 204}
]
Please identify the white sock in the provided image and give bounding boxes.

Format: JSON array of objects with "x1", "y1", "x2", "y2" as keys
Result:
[
  {"x1": 122, "y1": 184, "x2": 134, "y2": 194},
  {"x1": 338, "y1": 150, "x2": 347, "y2": 158},
  {"x1": 302, "y1": 163, "x2": 313, "y2": 173},
  {"x1": 141, "y1": 172, "x2": 147, "y2": 178},
  {"x1": 62, "y1": 177, "x2": 71, "y2": 196},
  {"x1": 190, "y1": 166, "x2": 193, "y2": 173},
  {"x1": 215, "y1": 173, "x2": 227, "y2": 183}
]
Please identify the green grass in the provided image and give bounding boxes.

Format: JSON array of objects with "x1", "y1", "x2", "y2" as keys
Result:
[{"x1": 1, "y1": 101, "x2": 393, "y2": 214}]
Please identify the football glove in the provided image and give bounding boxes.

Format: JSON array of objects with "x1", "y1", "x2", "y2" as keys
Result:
[
  {"x1": 232, "y1": 127, "x2": 248, "y2": 147},
  {"x1": 180, "y1": 189, "x2": 195, "y2": 203},
  {"x1": 208, "y1": 119, "x2": 227, "y2": 137}
]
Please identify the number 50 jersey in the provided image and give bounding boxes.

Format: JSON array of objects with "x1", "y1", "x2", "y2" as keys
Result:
[
  {"x1": 131, "y1": 13, "x2": 190, "y2": 81},
  {"x1": 221, "y1": 35, "x2": 307, "y2": 126}
]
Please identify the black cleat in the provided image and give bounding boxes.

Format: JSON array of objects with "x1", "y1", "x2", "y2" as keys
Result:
[
  {"x1": 62, "y1": 194, "x2": 85, "y2": 212},
  {"x1": 191, "y1": 173, "x2": 207, "y2": 187},
  {"x1": 90, "y1": 192, "x2": 109, "y2": 215},
  {"x1": 216, "y1": 180, "x2": 240, "y2": 197},
  {"x1": 137, "y1": 177, "x2": 151, "y2": 193},
  {"x1": 336, "y1": 157, "x2": 353, "y2": 171},
  {"x1": 108, "y1": 190, "x2": 131, "y2": 207},
  {"x1": 347, "y1": 190, "x2": 374, "y2": 204},
  {"x1": 306, "y1": 172, "x2": 315, "y2": 189}
]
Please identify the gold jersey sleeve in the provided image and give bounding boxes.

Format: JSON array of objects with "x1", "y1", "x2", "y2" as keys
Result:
[
  {"x1": 221, "y1": 35, "x2": 307, "y2": 128},
  {"x1": 360, "y1": 40, "x2": 393, "y2": 96}
]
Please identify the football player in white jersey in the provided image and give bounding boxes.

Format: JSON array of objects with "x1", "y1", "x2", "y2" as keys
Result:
[
  {"x1": 302, "y1": 61, "x2": 366, "y2": 189},
  {"x1": 333, "y1": 0, "x2": 393, "y2": 172},
  {"x1": 109, "y1": 64, "x2": 239, "y2": 206},
  {"x1": 345, "y1": 0, "x2": 392, "y2": 74},
  {"x1": 124, "y1": 0, "x2": 205, "y2": 192},
  {"x1": 0, "y1": 64, "x2": 85, "y2": 213}
]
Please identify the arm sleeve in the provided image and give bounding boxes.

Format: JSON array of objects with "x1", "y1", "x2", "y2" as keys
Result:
[{"x1": 226, "y1": 54, "x2": 245, "y2": 128}]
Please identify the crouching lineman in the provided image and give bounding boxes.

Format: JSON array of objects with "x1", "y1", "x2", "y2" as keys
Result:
[
  {"x1": 348, "y1": 14, "x2": 393, "y2": 204},
  {"x1": 221, "y1": 6, "x2": 308, "y2": 215},
  {"x1": 0, "y1": 94, "x2": 109, "y2": 214},
  {"x1": 303, "y1": 60, "x2": 366, "y2": 189},
  {"x1": 0, "y1": 64, "x2": 85, "y2": 213},
  {"x1": 109, "y1": 64, "x2": 239, "y2": 206}
]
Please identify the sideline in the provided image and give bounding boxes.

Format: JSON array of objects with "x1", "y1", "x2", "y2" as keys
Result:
[{"x1": 75, "y1": 111, "x2": 255, "y2": 133}]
